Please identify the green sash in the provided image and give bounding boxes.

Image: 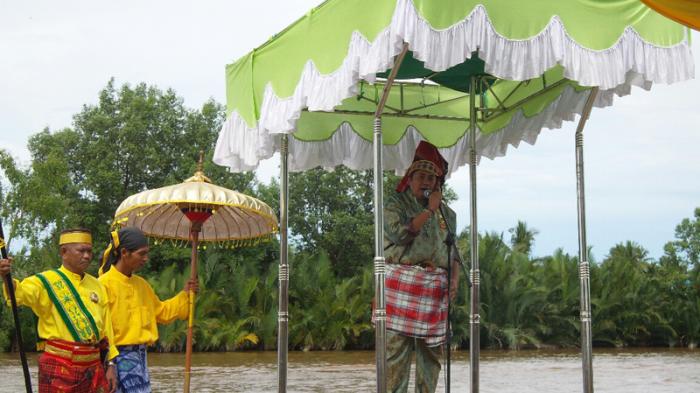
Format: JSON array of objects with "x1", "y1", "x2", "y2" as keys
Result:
[{"x1": 36, "y1": 269, "x2": 100, "y2": 343}]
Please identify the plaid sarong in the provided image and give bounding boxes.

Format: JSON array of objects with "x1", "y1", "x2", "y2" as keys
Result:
[
  {"x1": 115, "y1": 345, "x2": 151, "y2": 393},
  {"x1": 384, "y1": 263, "x2": 448, "y2": 347},
  {"x1": 38, "y1": 340, "x2": 109, "y2": 393}
]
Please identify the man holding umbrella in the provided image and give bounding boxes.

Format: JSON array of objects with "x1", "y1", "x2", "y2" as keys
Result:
[
  {"x1": 0, "y1": 228, "x2": 119, "y2": 393},
  {"x1": 98, "y1": 226, "x2": 197, "y2": 393},
  {"x1": 383, "y1": 141, "x2": 460, "y2": 393}
]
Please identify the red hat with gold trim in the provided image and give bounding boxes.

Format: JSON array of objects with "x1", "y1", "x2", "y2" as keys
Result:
[{"x1": 396, "y1": 141, "x2": 448, "y2": 193}]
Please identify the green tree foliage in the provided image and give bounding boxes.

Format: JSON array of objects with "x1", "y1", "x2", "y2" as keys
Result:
[
  {"x1": 288, "y1": 252, "x2": 373, "y2": 350},
  {"x1": 285, "y1": 167, "x2": 375, "y2": 278},
  {"x1": 1, "y1": 80, "x2": 698, "y2": 352},
  {"x1": 508, "y1": 220, "x2": 539, "y2": 255},
  {"x1": 0, "y1": 79, "x2": 256, "y2": 274},
  {"x1": 592, "y1": 242, "x2": 666, "y2": 347},
  {"x1": 657, "y1": 209, "x2": 700, "y2": 347},
  {"x1": 538, "y1": 249, "x2": 581, "y2": 347},
  {"x1": 662, "y1": 208, "x2": 700, "y2": 269}
]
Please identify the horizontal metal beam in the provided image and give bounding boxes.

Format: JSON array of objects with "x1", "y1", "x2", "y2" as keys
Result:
[
  {"x1": 482, "y1": 79, "x2": 569, "y2": 122},
  {"x1": 326, "y1": 109, "x2": 468, "y2": 122}
]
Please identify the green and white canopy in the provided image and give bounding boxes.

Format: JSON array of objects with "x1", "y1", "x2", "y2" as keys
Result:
[{"x1": 214, "y1": 0, "x2": 694, "y2": 174}]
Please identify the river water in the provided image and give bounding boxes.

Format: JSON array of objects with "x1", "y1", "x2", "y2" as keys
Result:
[{"x1": 1, "y1": 348, "x2": 698, "y2": 392}]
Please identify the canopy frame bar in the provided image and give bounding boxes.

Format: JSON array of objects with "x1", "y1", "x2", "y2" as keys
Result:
[
  {"x1": 300, "y1": 77, "x2": 571, "y2": 129},
  {"x1": 481, "y1": 79, "x2": 569, "y2": 122},
  {"x1": 319, "y1": 108, "x2": 469, "y2": 122}
]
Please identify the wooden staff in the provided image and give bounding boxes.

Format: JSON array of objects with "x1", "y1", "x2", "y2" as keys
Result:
[
  {"x1": 182, "y1": 216, "x2": 206, "y2": 393},
  {"x1": 0, "y1": 220, "x2": 33, "y2": 392}
]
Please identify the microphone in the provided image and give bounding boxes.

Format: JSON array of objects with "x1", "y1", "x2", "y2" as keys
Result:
[{"x1": 422, "y1": 189, "x2": 432, "y2": 199}]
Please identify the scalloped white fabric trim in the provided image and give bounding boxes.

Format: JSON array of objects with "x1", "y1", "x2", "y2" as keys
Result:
[
  {"x1": 214, "y1": 0, "x2": 694, "y2": 172},
  {"x1": 394, "y1": 1, "x2": 694, "y2": 88},
  {"x1": 217, "y1": 85, "x2": 607, "y2": 175},
  {"x1": 287, "y1": 85, "x2": 605, "y2": 175}
]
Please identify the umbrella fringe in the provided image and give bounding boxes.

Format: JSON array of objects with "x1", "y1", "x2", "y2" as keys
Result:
[{"x1": 113, "y1": 232, "x2": 275, "y2": 249}]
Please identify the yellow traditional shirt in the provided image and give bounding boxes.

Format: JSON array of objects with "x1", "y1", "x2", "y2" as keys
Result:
[
  {"x1": 98, "y1": 267, "x2": 189, "y2": 346},
  {"x1": 2, "y1": 265, "x2": 119, "y2": 360}
]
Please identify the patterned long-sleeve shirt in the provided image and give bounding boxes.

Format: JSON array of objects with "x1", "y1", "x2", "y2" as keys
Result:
[{"x1": 384, "y1": 189, "x2": 457, "y2": 269}]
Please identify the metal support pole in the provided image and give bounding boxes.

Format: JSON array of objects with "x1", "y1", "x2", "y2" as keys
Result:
[
  {"x1": 373, "y1": 116, "x2": 387, "y2": 393},
  {"x1": 373, "y1": 43, "x2": 408, "y2": 393},
  {"x1": 468, "y1": 76, "x2": 480, "y2": 393},
  {"x1": 278, "y1": 134, "x2": 290, "y2": 393},
  {"x1": 575, "y1": 87, "x2": 598, "y2": 393}
]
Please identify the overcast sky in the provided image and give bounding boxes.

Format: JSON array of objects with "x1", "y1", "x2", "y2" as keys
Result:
[{"x1": 1, "y1": 0, "x2": 698, "y2": 260}]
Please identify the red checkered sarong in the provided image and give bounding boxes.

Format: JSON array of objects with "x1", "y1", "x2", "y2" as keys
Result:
[
  {"x1": 384, "y1": 264, "x2": 448, "y2": 347},
  {"x1": 38, "y1": 340, "x2": 109, "y2": 393}
]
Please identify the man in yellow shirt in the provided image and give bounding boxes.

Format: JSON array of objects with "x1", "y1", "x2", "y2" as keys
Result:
[
  {"x1": 99, "y1": 227, "x2": 197, "y2": 393},
  {"x1": 0, "y1": 228, "x2": 119, "y2": 393}
]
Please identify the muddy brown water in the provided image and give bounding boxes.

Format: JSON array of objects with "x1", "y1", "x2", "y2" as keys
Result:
[{"x1": 1, "y1": 348, "x2": 698, "y2": 392}]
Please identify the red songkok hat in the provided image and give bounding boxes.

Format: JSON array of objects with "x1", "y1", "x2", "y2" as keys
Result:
[{"x1": 396, "y1": 141, "x2": 449, "y2": 193}]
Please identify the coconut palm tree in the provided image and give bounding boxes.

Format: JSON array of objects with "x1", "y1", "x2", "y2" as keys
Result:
[{"x1": 508, "y1": 220, "x2": 539, "y2": 256}]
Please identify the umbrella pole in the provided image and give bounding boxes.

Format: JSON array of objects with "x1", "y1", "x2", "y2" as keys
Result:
[
  {"x1": 183, "y1": 225, "x2": 201, "y2": 393},
  {"x1": 575, "y1": 87, "x2": 599, "y2": 393},
  {"x1": 468, "y1": 76, "x2": 480, "y2": 393},
  {"x1": 278, "y1": 135, "x2": 290, "y2": 393}
]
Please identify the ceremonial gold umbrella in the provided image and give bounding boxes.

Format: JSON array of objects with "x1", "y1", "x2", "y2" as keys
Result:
[{"x1": 113, "y1": 153, "x2": 278, "y2": 393}]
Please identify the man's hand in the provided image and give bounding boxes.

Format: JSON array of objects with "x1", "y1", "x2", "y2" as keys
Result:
[
  {"x1": 428, "y1": 190, "x2": 442, "y2": 213},
  {"x1": 0, "y1": 257, "x2": 13, "y2": 278},
  {"x1": 183, "y1": 278, "x2": 199, "y2": 294},
  {"x1": 106, "y1": 363, "x2": 118, "y2": 393}
]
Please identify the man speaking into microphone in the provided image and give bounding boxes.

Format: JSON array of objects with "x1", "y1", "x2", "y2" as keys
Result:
[{"x1": 383, "y1": 141, "x2": 459, "y2": 393}]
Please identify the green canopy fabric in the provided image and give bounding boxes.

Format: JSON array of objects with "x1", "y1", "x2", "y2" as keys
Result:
[{"x1": 214, "y1": 0, "x2": 694, "y2": 173}]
